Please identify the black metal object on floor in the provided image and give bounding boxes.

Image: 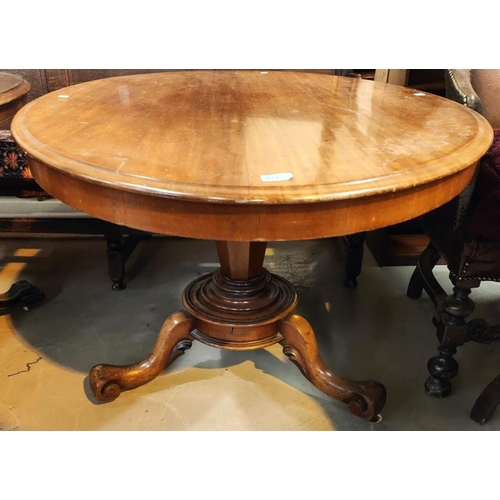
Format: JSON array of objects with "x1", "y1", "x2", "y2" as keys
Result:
[{"x1": 0, "y1": 279, "x2": 44, "y2": 314}]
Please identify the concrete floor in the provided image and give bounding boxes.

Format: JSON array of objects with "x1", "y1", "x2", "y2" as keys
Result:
[{"x1": 2, "y1": 235, "x2": 500, "y2": 431}]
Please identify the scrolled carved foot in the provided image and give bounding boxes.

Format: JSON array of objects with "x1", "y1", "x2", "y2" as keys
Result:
[
  {"x1": 279, "y1": 314, "x2": 386, "y2": 421},
  {"x1": 89, "y1": 368, "x2": 123, "y2": 402},
  {"x1": 89, "y1": 310, "x2": 195, "y2": 402},
  {"x1": 345, "y1": 380, "x2": 387, "y2": 422}
]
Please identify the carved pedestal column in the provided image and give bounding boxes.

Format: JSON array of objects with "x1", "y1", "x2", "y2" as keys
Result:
[{"x1": 89, "y1": 241, "x2": 386, "y2": 421}]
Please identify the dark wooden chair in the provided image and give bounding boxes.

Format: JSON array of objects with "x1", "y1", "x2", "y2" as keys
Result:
[{"x1": 406, "y1": 69, "x2": 500, "y2": 424}]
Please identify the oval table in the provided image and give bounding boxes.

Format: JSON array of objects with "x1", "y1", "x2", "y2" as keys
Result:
[{"x1": 11, "y1": 71, "x2": 493, "y2": 421}]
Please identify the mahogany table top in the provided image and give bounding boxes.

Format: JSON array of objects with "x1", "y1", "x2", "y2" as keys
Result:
[{"x1": 11, "y1": 71, "x2": 493, "y2": 241}]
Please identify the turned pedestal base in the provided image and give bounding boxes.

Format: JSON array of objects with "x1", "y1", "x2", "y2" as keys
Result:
[{"x1": 89, "y1": 241, "x2": 386, "y2": 421}]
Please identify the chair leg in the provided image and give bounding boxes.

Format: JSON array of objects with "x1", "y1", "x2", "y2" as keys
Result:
[
  {"x1": 425, "y1": 345, "x2": 460, "y2": 398},
  {"x1": 105, "y1": 227, "x2": 151, "y2": 291},
  {"x1": 343, "y1": 232, "x2": 366, "y2": 289},
  {"x1": 425, "y1": 286, "x2": 474, "y2": 398},
  {"x1": 407, "y1": 241, "x2": 445, "y2": 310}
]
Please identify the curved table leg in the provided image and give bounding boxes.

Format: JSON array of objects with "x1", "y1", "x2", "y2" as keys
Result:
[
  {"x1": 279, "y1": 313, "x2": 386, "y2": 421},
  {"x1": 89, "y1": 310, "x2": 195, "y2": 402}
]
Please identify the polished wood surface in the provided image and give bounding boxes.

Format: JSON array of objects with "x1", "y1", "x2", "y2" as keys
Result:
[
  {"x1": 0, "y1": 72, "x2": 25, "y2": 102},
  {"x1": 11, "y1": 71, "x2": 493, "y2": 241},
  {"x1": 12, "y1": 70, "x2": 491, "y2": 201},
  {"x1": 0, "y1": 72, "x2": 30, "y2": 127}
]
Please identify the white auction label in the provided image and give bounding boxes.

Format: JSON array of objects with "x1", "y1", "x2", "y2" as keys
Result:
[{"x1": 260, "y1": 173, "x2": 294, "y2": 182}]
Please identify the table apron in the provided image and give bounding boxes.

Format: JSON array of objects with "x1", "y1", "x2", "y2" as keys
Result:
[{"x1": 27, "y1": 157, "x2": 477, "y2": 242}]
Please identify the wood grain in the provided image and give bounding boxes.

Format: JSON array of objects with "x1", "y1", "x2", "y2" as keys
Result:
[{"x1": 11, "y1": 70, "x2": 493, "y2": 241}]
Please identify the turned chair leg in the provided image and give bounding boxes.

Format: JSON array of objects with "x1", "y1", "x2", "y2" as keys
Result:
[
  {"x1": 106, "y1": 234, "x2": 126, "y2": 290},
  {"x1": 425, "y1": 286, "x2": 474, "y2": 398},
  {"x1": 105, "y1": 227, "x2": 151, "y2": 291},
  {"x1": 343, "y1": 232, "x2": 366, "y2": 289},
  {"x1": 406, "y1": 241, "x2": 467, "y2": 398},
  {"x1": 0, "y1": 280, "x2": 45, "y2": 313}
]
